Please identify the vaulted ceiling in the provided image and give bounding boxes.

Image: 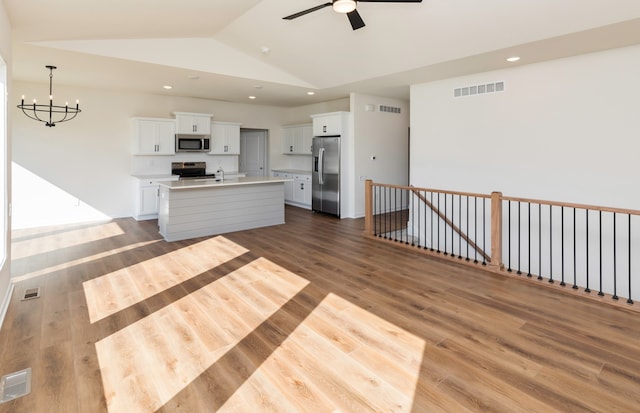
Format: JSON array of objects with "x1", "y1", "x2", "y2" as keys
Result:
[{"x1": 5, "y1": 0, "x2": 640, "y2": 106}]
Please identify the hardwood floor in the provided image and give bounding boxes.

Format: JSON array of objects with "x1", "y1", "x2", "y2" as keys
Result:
[{"x1": 1, "y1": 206, "x2": 639, "y2": 412}]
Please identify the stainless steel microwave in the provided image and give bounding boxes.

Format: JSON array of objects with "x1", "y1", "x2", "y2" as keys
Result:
[{"x1": 175, "y1": 135, "x2": 210, "y2": 152}]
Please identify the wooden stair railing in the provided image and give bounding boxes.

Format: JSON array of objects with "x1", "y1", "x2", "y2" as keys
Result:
[
  {"x1": 409, "y1": 186, "x2": 492, "y2": 263},
  {"x1": 364, "y1": 179, "x2": 640, "y2": 310}
]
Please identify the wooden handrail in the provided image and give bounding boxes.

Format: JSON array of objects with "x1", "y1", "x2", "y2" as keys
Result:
[
  {"x1": 373, "y1": 182, "x2": 490, "y2": 199},
  {"x1": 502, "y1": 195, "x2": 640, "y2": 216},
  {"x1": 410, "y1": 186, "x2": 491, "y2": 263},
  {"x1": 363, "y1": 180, "x2": 640, "y2": 309}
]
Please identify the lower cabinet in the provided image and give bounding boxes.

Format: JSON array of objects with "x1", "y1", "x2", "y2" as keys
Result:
[
  {"x1": 133, "y1": 177, "x2": 178, "y2": 220},
  {"x1": 273, "y1": 170, "x2": 311, "y2": 210},
  {"x1": 293, "y1": 174, "x2": 312, "y2": 208},
  {"x1": 139, "y1": 185, "x2": 160, "y2": 217}
]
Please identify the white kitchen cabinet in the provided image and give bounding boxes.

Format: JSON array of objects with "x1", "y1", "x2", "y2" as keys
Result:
[
  {"x1": 139, "y1": 185, "x2": 160, "y2": 217},
  {"x1": 311, "y1": 112, "x2": 348, "y2": 136},
  {"x1": 272, "y1": 171, "x2": 294, "y2": 202},
  {"x1": 300, "y1": 124, "x2": 313, "y2": 154},
  {"x1": 133, "y1": 176, "x2": 179, "y2": 220},
  {"x1": 273, "y1": 170, "x2": 311, "y2": 209},
  {"x1": 282, "y1": 124, "x2": 313, "y2": 154},
  {"x1": 210, "y1": 121, "x2": 241, "y2": 155},
  {"x1": 293, "y1": 174, "x2": 312, "y2": 209},
  {"x1": 132, "y1": 118, "x2": 176, "y2": 155},
  {"x1": 173, "y1": 112, "x2": 212, "y2": 135},
  {"x1": 282, "y1": 126, "x2": 295, "y2": 154}
]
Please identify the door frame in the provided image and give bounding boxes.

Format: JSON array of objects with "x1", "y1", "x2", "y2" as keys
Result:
[{"x1": 239, "y1": 128, "x2": 268, "y2": 177}]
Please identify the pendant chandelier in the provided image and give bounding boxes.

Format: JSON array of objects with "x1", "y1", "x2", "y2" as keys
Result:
[{"x1": 17, "y1": 65, "x2": 81, "y2": 127}]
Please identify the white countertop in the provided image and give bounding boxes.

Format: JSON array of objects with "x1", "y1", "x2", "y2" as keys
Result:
[
  {"x1": 132, "y1": 174, "x2": 179, "y2": 180},
  {"x1": 159, "y1": 176, "x2": 291, "y2": 190},
  {"x1": 272, "y1": 169, "x2": 312, "y2": 175}
]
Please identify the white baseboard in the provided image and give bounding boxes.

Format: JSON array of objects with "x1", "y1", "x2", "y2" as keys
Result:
[{"x1": 0, "y1": 282, "x2": 14, "y2": 332}]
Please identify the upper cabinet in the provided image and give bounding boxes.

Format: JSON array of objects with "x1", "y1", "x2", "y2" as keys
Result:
[
  {"x1": 311, "y1": 112, "x2": 349, "y2": 136},
  {"x1": 282, "y1": 123, "x2": 313, "y2": 155},
  {"x1": 132, "y1": 117, "x2": 176, "y2": 155},
  {"x1": 173, "y1": 112, "x2": 212, "y2": 135},
  {"x1": 210, "y1": 121, "x2": 241, "y2": 155}
]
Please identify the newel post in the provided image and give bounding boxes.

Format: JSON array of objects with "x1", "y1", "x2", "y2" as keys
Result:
[
  {"x1": 490, "y1": 191, "x2": 504, "y2": 270},
  {"x1": 364, "y1": 180, "x2": 373, "y2": 236}
]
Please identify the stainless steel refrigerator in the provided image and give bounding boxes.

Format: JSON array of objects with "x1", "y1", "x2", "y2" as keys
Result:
[{"x1": 312, "y1": 136, "x2": 341, "y2": 217}]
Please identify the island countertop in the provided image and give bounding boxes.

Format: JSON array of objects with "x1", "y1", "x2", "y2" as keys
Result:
[
  {"x1": 158, "y1": 176, "x2": 289, "y2": 241},
  {"x1": 159, "y1": 176, "x2": 292, "y2": 190}
]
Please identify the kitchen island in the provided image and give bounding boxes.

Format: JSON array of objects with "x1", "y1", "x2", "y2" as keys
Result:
[{"x1": 157, "y1": 176, "x2": 290, "y2": 241}]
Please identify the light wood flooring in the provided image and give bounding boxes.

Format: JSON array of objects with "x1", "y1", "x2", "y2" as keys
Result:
[{"x1": 1, "y1": 206, "x2": 639, "y2": 412}]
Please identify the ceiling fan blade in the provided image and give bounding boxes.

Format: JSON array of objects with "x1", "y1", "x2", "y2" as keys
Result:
[
  {"x1": 357, "y1": 0, "x2": 422, "y2": 2},
  {"x1": 283, "y1": 3, "x2": 332, "y2": 20},
  {"x1": 347, "y1": 9, "x2": 366, "y2": 30}
]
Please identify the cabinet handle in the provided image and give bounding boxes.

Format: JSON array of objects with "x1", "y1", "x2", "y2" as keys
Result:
[
  {"x1": 290, "y1": 145, "x2": 293, "y2": 152},
  {"x1": 224, "y1": 145, "x2": 228, "y2": 152},
  {"x1": 300, "y1": 183, "x2": 304, "y2": 190},
  {"x1": 323, "y1": 125, "x2": 327, "y2": 133}
]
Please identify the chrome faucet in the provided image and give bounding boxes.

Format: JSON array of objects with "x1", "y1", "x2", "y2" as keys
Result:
[{"x1": 217, "y1": 166, "x2": 224, "y2": 182}]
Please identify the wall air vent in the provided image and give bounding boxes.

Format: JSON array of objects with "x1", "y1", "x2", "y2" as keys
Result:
[
  {"x1": 454, "y1": 81, "x2": 505, "y2": 98},
  {"x1": 379, "y1": 105, "x2": 401, "y2": 114}
]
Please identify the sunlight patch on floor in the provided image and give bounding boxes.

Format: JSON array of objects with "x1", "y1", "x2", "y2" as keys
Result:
[
  {"x1": 11, "y1": 239, "x2": 162, "y2": 283},
  {"x1": 219, "y1": 293, "x2": 426, "y2": 413},
  {"x1": 11, "y1": 221, "x2": 124, "y2": 260},
  {"x1": 83, "y1": 236, "x2": 249, "y2": 323},
  {"x1": 95, "y1": 256, "x2": 309, "y2": 413}
]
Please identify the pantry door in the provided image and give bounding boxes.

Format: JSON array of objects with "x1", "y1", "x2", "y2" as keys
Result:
[{"x1": 239, "y1": 129, "x2": 267, "y2": 177}]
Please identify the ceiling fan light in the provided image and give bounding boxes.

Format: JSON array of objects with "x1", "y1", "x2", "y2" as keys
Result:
[{"x1": 333, "y1": 0, "x2": 356, "y2": 14}]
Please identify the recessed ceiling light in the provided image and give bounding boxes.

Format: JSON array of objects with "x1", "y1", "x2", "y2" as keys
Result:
[
  {"x1": 163, "y1": 85, "x2": 173, "y2": 90},
  {"x1": 307, "y1": 91, "x2": 315, "y2": 96},
  {"x1": 506, "y1": 56, "x2": 521, "y2": 62},
  {"x1": 249, "y1": 96, "x2": 257, "y2": 100}
]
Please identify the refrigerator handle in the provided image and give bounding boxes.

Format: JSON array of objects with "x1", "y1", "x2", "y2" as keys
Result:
[{"x1": 318, "y1": 147, "x2": 325, "y2": 185}]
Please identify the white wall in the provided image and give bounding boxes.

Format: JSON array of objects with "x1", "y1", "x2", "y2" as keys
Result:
[
  {"x1": 410, "y1": 45, "x2": 640, "y2": 298},
  {"x1": 410, "y1": 45, "x2": 640, "y2": 210},
  {"x1": 351, "y1": 93, "x2": 409, "y2": 217},
  {"x1": 0, "y1": 1, "x2": 12, "y2": 328}
]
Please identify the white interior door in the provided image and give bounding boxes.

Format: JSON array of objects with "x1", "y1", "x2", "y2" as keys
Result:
[{"x1": 239, "y1": 129, "x2": 267, "y2": 177}]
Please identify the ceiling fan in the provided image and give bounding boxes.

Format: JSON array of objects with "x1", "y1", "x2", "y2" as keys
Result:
[{"x1": 283, "y1": 0, "x2": 423, "y2": 31}]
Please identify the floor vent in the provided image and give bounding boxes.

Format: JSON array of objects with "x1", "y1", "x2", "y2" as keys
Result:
[
  {"x1": 21, "y1": 287, "x2": 41, "y2": 301},
  {"x1": 0, "y1": 368, "x2": 32, "y2": 403}
]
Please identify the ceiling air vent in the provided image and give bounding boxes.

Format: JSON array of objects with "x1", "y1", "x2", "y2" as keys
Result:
[
  {"x1": 379, "y1": 105, "x2": 401, "y2": 114},
  {"x1": 454, "y1": 81, "x2": 505, "y2": 98}
]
